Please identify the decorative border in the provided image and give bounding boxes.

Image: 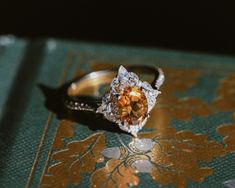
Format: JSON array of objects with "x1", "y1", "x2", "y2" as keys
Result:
[{"x1": 25, "y1": 51, "x2": 74, "y2": 188}]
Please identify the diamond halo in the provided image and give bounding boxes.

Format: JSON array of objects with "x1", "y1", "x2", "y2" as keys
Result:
[{"x1": 97, "y1": 65, "x2": 161, "y2": 136}]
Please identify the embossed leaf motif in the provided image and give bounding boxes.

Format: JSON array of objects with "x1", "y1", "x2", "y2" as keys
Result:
[
  {"x1": 144, "y1": 68, "x2": 211, "y2": 130},
  {"x1": 148, "y1": 128, "x2": 225, "y2": 188},
  {"x1": 41, "y1": 132, "x2": 106, "y2": 188},
  {"x1": 95, "y1": 128, "x2": 226, "y2": 188},
  {"x1": 158, "y1": 97, "x2": 211, "y2": 120},
  {"x1": 90, "y1": 159, "x2": 139, "y2": 188},
  {"x1": 162, "y1": 68, "x2": 202, "y2": 93},
  {"x1": 146, "y1": 95, "x2": 211, "y2": 131},
  {"x1": 157, "y1": 68, "x2": 211, "y2": 120}
]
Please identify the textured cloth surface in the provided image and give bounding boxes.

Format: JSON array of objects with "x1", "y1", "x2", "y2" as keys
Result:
[{"x1": 0, "y1": 37, "x2": 235, "y2": 188}]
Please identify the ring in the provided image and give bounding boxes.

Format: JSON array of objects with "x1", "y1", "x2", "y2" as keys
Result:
[{"x1": 64, "y1": 65, "x2": 165, "y2": 137}]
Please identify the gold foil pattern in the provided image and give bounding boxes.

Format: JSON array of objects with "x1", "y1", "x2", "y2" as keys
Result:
[
  {"x1": 148, "y1": 128, "x2": 225, "y2": 187},
  {"x1": 40, "y1": 132, "x2": 106, "y2": 188},
  {"x1": 39, "y1": 61, "x2": 235, "y2": 188},
  {"x1": 97, "y1": 129, "x2": 226, "y2": 188},
  {"x1": 90, "y1": 159, "x2": 139, "y2": 188},
  {"x1": 213, "y1": 74, "x2": 235, "y2": 112}
]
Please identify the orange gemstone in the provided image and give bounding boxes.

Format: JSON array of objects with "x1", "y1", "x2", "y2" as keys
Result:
[{"x1": 118, "y1": 86, "x2": 148, "y2": 125}]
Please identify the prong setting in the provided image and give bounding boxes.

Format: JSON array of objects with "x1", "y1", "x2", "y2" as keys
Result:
[{"x1": 97, "y1": 65, "x2": 161, "y2": 136}]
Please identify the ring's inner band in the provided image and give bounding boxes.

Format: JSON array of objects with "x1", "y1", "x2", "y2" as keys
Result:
[
  {"x1": 67, "y1": 65, "x2": 161, "y2": 97},
  {"x1": 68, "y1": 70, "x2": 116, "y2": 97}
]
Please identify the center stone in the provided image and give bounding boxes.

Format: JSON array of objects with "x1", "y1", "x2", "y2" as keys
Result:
[{"x1": 117, "y1": 86, "x2": 148, "y2": 125}]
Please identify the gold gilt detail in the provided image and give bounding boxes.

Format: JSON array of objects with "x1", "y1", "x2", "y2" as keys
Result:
[
  {"x1": 52, "y1": 120, "x2": 75, "y2": 150},
  {"x1": 90, "y1": 159, "x2": 139, "y2": 188},
  {"x1": 213, "y1": 74, "x2": 235, "y2": 111},
  {"x1": 90, "y1": 127, "x2": 227, "y2": 188},
  {"x1": 145, "y1": 128, "x2": 225, "y2": 187},
  {"x1": 39, "y1": 62, "x2": 235, "y2": 188},
  {"x1": 145, "y1": 67, "x2": 211, "y2": 130},
  {"x1": 40, "y1": 132, "x2": 106, "y2": 188}
]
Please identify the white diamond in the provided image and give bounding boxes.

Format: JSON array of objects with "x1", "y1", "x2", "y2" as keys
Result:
[
  {"x1": 118, "y1": 65, "x2": 129, "y2": 81},
  {"x1": 110, "y1": 77, "x2": 119, "y2": 89},
  {"x1": 142, "y1": 81, "x2": 153, "y2": 91},
  {"x1": 128, "y1": 72, "x2": 140, "y2": 86}
]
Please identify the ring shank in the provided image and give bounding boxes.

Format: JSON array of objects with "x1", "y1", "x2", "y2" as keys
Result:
[
  {"x1": 126, "y1": 65, "x2": 164, "y2": 90},
  {"x1": 64, "y1": 65, "x2": 164, "y2": 112}
]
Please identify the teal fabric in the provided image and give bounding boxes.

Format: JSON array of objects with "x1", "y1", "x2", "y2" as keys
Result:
[
  {"x1": 0, "y1": 36, "x2": 27, "y2": 119},
  {"x1": 0, "y1": 36, "x2": 235, "y2": 188}
]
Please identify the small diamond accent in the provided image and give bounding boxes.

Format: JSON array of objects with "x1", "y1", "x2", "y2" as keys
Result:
[{"x1": 97, "y1": 65, "x2": 162, "y2": 136}]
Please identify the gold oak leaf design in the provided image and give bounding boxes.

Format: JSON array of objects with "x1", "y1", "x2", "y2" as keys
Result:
[
  {"x1": 162, "y1": 68, "x2": 202, "y2": 93},
  {"x1": 90, "y1": 159, "x2": 139, "y2": 188},
  {"x1": 52, "y1": 120, "x2": 75, "y2": 150},
  {"x1": 40, "y1": 132, "x2": 106, "y2": 188},
  {"x1": 145, "y1": 68, "x2": 211, "y2": 130},
  {"x1": 139, "y1": 127, "x2": 225, "y2": 188},
  {"x1": 213, "y1": 74, "x2": 235, "y2": 112},
  {"x1": 148, "y1": 97, "x2": 212, "y2": 130},
  {"x1": 156, "y1": 68, "x2": 211, "y2": 119}
]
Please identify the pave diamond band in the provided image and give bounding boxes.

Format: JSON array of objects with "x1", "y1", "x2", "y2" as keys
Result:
[{"x1": 64, "y1": 65, "x2": 164, "y2": 136}]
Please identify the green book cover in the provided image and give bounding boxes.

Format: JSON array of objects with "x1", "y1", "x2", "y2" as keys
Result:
[{"x1": 0, "y1": 36, "x2": 235, "y2": 188}]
